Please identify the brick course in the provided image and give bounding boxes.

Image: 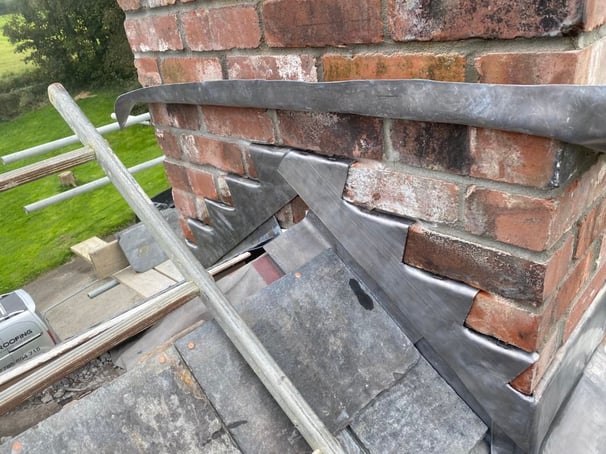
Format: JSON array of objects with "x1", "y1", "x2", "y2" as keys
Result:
[
  {"x1": 182, "y1": 6, "x2": 261, "y2": 51},
  {"x1": 388, "y1": 0, "x2": 584, "y2": 41},
  {"x1": 262, "y1": 0, "x2": 383, "y2": 47}
]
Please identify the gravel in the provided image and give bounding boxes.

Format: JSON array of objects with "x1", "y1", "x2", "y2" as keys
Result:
[{"x1": 0, "y1": 352, "x2": 124, "y2": 442}]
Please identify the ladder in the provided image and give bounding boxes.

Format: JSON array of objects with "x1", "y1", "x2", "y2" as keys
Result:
[{"x1": 46, "y1": 83, "x2": 344, "y2": 454}]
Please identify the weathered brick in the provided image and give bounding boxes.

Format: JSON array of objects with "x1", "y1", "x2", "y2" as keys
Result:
[
  {"x1": 276, "y1": 196, "x2": 309, "y2": 229},
  {"x1": 563, "y1": 238, "x2": 606, "y2": 341},
  {"x1": 464, "y1": 186, "x2": 559, "y2": 252},
  {"x1": 388, "y1": 0, "x2": 584, "y2": 42},
  {"x1": 160, "y1": 57, "x2": 222, "y2": 83},
  {"x1": 469, "y1": 129, "x2": 563, "y2": 188},
  {"x1": 116, "y1": 0, "x2": 141, "y2": 11},
  {"x1": 466, "y1": 292, "x2": 542, "y2": 353},
  {"x1": 163, "y1": 160, "x2": 189, "y2": 191},
  {"x1": 552, "y1": 157, "x2": 606, "y2": 242},
  {"x1": 202, "y1": 107, "x2": 275, "y2": 143},
  {"x1": 277, "y1": 111, "x2": 383, "y2": 160},
  {"x1": 553, "y1": 246, "x2": 596, "y2": 321},
  {"x1": 134, "y1": 58, "x2": 161, "y2": 87},
  {"x1": 543, "y1": 234, "x2": 575, "y2": 302},
  {"x1": 344, "y1": 161, "x2": 459, "y2": 224},
  {"x1": 124, "y1": 15, "x2": 183, "y2": 52},
  {"x1": 584, "y1": 0, "x2": 606, "y2": 30},
  {"x1": 475, "y1": 51, "x2": 580, "y2": 84},
  {"x1": 178, "y1": 217, "x2": 197, "y2": 245},
  {"x1": 216, "y1": 174, "x2": 233, "y2": 205},
  {"x1": 186, "y1": 166, "x2": 218, "y2": 200},
  {"x1": 155, "y1": 129, "x2": 181, "y2": 160},
  {"x1": 262, "y1": 0, "x2": 383, "y2": 47},
  {"x1": 227, "y1": 55, "x2": 317, "y2": 81},
  {"x1": 582, "y1": 37, "x2": 606, "y2": 84},
  {"x1": 576, "y1": 197, "x2": 606, "y2": 259},
  {"x1": 182, "y1": 6, "x2": 261, "y2": 51},
  {"x1": 144, "y1": 0, "x2": 176, "y2": 7},
  {"x1": 511, "y1": 327, "x2": 560, "y2": 395},
  {"x1": 390, "y1": 120, "x2": 470, "y2": 174},
  {"x1": 180, "y1": 135, "x2": 246, "y2": 175},
  {"x1": 323, "y1": 53, "x2": 466, "y2": 81},
  {"x1": 150, "y1": 103, "x2": 201, "y2": 131},
  {"x1": 404, "y1": 223, "x2": 572, "y2": 302},
  {"x1": 172, "y1": 188, "x2": 197, "y2": 219}
]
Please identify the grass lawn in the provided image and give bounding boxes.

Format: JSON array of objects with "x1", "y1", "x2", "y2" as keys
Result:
[
  {"x1": 0, "y1": 89, "x2": 169, "y2": 293},
  {"x1": 0, "y1": 14, "x2": 35, "y2": 78}
]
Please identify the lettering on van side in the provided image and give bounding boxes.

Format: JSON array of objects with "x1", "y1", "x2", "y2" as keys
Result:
[{"x1": 0, "y1": 329, "x2": 33, "y2": 351}]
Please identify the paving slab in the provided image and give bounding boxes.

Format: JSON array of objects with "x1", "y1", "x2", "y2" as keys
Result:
[
  {"x1": 1, "y1": 347, "x2": 241, "y2": 454},
  {"x1": 176, "y1": 249, "x2": 419, "y2": 452}
]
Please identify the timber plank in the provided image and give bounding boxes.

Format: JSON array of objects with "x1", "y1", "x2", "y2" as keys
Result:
[
  {"x1": 114, "y1": 267, "x2": 176, "y2": 297},
  {"x1": 70, "y1": 236, "x2": 107, "y2": 263},
  {"x1": 0, "y1": 147, "x2": 95, "y2": 191}
]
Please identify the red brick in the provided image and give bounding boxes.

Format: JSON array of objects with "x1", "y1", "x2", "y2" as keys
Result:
[
  {"x1": 134, "y1": 58, "x2": 161, "y2": 87},
  {"x1": 277, "y1": 111, "x2": 383, "y2": 160},
  {"x1": 388, "y1": 0, "x2": 584, "y2": 42},
  {"x1": 464, "y1": 186, "x2": 558, "y2": 252},
  {"x1": 390, "y1": 121, "x2": 469, "y2": 175},
  {"x1": 163, "y1": 160, "x2": 189, "y2": 191},
  {"x1": 466, "y1": 292, "x2": 542, "y2": 353},
  {"x1": 180, "y1": 135, "x2": 246, "y2": 175},
  {"x1": 475, "y1": 51, "x2": 580, "y2": 85},
  {"x1": 172, "y1": 188, "x2": 197, "y2": 219},
  {"x1": 262, "y1": 0, "x2": 383, "y2": 47},
  {"x1": 186, "y1": 166, "x2": 218, "y2": 200},
  {"x1": 323, "y1": 53, "x2": 466, "y2": 82},
  {"x1": 182, "y1": 6, "x2": 261, "y2": 51},
  {"x1": 511, "y1": 327, "x2": 560, "y2": 395},
  {"x1": 150, "y1": 103, "x2": 202, "y2": 131},
  {"x1": 582, "y1": 38, "x2": 606, "y2": 85},
  {"x1": 124, "y1": 15, "x2": 183, "y2": 52},
  {"x1": 543, "y1": 234, "x2": 575, "y2": 301},
  {"x1": 344, "y1": 161, "x2": 459, "y2": 224},
  {"x1": 469, "y1": 129, "x2": 563, "y2": 188},
  {"x1": 160, "y1": 57, "x2": 222, "y2": 83},
  {"x1": 145, "y1": 0, "x2": 176, "y2": 7},
  {"x1": 553, "y1": 158, "x2": 606, "y2": 242},
  {"x1": 563, "y1": 239, "x2": 606, "y2": 340},
  {"x1": 116, "y1": 0, "x2": 140, "y2": 11},
  {"x1": 276, "y1": 197, "x2": 309, "y2": 228},
  {"x1": 202, "y1": 107, "x2": 275, "y2": 143},
  {"x1": 216, "y1": 175, "x2": 233, "y2": 206},
  {"x1": 227, "y1": 55, "x2": 317, "y2": 81},
  {"x1": 584, "y1": 0, "x2": 606, "y2": 30},
  {"x1": 553, "y1": 246, "x2": 596, "y2": 321},
  {"x1": 155, "y1": 129, "x2": 181, "y2": 160},
  {"x1": 576, "y1": 197, "x2": 606, "y2": 259},
  {"x1": 403, "y1": 223, "x2": 571, "y2": 302},
  {"x1": 179, "y1": 216, "x2": 196, "y2": 244}
]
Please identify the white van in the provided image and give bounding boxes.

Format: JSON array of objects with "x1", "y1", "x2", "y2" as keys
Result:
[{"x1": 0, "y1": 289, "x2": 58, "y2": 374}]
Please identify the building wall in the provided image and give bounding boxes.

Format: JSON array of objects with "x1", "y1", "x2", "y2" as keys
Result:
[{"x1": 116, "y1": 0, "x2": 606, "y2": 395}]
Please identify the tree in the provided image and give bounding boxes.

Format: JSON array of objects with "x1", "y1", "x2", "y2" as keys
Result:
[
  {"x1": 0, "y1": 0, "x2": 17, "y2": 14},
  {"x1": 3, "y1": 0, "x2": 135, "y2": 88}
]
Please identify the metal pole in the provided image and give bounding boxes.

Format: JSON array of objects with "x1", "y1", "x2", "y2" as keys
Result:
[
  {"x1": 24, "y1": 156, "x2": 164, "y2": 213},
  {"x1": 47, "y1": 83, "x2": 344, "y2": 454},
  {"x1": 1, "y1": 113, "x2": 150, "y2": 165}
]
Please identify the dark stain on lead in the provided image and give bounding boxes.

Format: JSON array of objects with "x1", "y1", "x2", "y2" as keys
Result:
[{"x1": 349, "y1": 278, "x2": 374, "y2": 311}]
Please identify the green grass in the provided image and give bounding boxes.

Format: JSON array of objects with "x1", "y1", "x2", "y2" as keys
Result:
[
  {"x1": 0, "y1": 89, "x2": 169, "y2": 293},
  {"x1": 0, "y1": 14, "x2": 35, "y2": 78}
]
